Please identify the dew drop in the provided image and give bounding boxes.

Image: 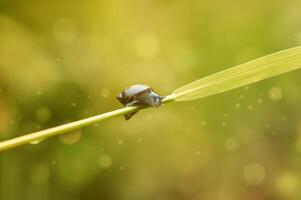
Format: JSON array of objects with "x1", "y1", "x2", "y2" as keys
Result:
[
  {"x1": 59, "y1": 130, "x2": 81, "y2": 145},
  {"x1": 29, "y1": 139, "x2": 44, "y2": 145}
]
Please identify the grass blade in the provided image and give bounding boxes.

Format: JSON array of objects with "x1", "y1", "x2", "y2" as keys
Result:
[
  {"x1": 0, "y1": 107, "x2": 139, "y2": 152},
  {"x1": 171, "y1": 45, "x2": 301, "y2": 101},
  {"x1": 2, "y1": 46, "x2": 301, "y2": 152}
]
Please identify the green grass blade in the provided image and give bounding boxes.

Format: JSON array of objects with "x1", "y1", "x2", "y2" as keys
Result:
[
  {"x1": 171, "y1": 45, "x2": 301, "y2": 101},
  {"x1": 0, "y1": 107, "x2": 139, "y2": 152},
  {"x1": 2, "y1": 46, "x2": 301, "y2": 152}
]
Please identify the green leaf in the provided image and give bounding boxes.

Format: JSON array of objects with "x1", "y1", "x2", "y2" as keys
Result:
[{"x1": 170, "y1": 46, "x2": 301, "y2": 101}]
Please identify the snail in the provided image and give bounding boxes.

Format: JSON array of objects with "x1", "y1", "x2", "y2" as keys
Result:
[{"x1": 116, "y1": 84, "x2": 164, "y2": 120}]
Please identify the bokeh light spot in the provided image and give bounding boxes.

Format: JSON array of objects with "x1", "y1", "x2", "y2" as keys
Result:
[
  {"x1": 243, "y1": 163, "x2": 265, "y2": 186},
  {"x1": 225, "y1": 138, "x2": 239, "y2": 152},
  {"x1": 98, "y1": 154, "x2": 112, "y2": 168},
  {"x1": 268, "y1": 87, "x2": 283, "y2": 102},
  {"x1": 276, "y1": 173, "x2": 299, "y2": 195}
]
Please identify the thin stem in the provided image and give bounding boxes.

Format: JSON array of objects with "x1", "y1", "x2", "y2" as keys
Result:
[{"x1": 0, "y1": 98, "x2": 174, "y2": 152}]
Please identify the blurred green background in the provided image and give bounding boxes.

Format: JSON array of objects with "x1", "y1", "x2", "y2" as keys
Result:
[{"x1": 1, "y1": 0, "x2": 301, "y2": 199}]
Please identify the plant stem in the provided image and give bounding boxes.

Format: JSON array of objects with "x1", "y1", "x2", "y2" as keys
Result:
[{"x1": 0, "y1": 97, "x2": 174, "y2": 152}]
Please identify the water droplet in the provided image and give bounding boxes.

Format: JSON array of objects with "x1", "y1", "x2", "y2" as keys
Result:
[
  {"x1": 257, "y1": 98, "x2": 263, "y2": 104},
  {"x1": 71, "y1": 102, "x2": 77, "y2": 107},
  {"x1": 221, "y1": 122, "x2": 227, "y2": 127},
  {"x1": 117, "y1": 139, "x2": 123, "y2": 145},
  {"x1": 59, "y1": 130, "x2": 81, "y2": 145},
  {"x1": 29, "y1": 139, "x2": 44, "y2": 145},
  {"x1": 120, "y1": 165, "x2": 125, "y2": 171},
  {"x1": 136, "y1": 138, "x2": 142, "y2": 143},
  {"x1": 194, "y1": 150, "x2": 200, "y2": 156},
  {"x1": 52, "y1": 160, "x2": 56, "y2": 165}
]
